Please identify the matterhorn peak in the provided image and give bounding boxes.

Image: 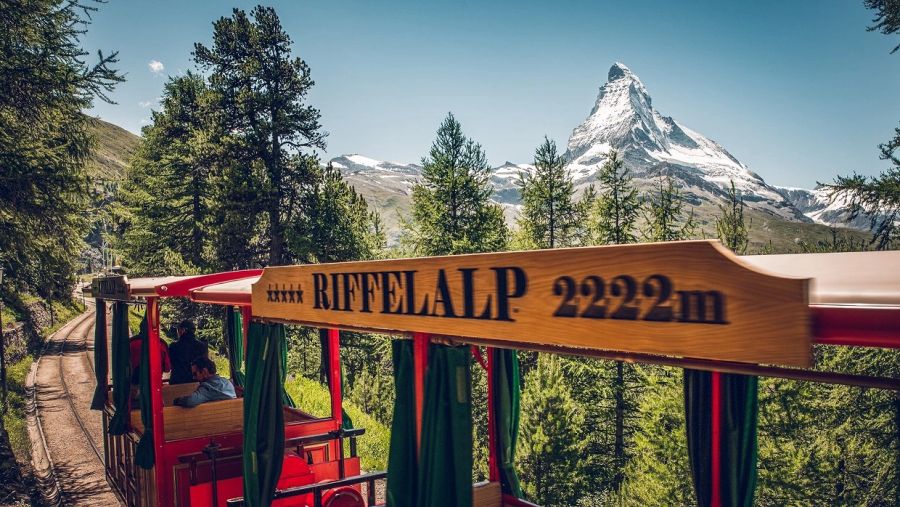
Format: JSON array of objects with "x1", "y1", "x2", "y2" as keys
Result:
[
  {"x1": 561, "y1": 63, "x2": 801, "y2": 220},
  {"x1": 607, "y1": 62, "x2": 635, "y2": 81}
]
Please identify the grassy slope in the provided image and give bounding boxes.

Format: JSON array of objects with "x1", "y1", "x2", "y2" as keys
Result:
[
  {"x1": 86, "y1": 117, "x2": 140, "y2": 181},
  {"x1": 284, "y1": 377, "x2": 390, "y2": 471}
]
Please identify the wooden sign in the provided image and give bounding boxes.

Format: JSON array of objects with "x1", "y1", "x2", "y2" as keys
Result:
[
  {"x1": 251, "y1": 241, "x2": 812, "y2": 367},
  {"x1": 91, "y1": 275, "x2": 129, "y2": 301}
]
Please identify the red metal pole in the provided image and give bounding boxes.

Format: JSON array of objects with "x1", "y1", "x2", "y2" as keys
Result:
[
  {"x1": 147, "y1": 297, "x2": 168, "y2": 506},
  {"x1": 413, "y1": 332, "x2": 429, "y2": 455},
  {"x1": 486, "y1": 347, "x2": 499, "y2": 483},
  {"x1": 710, "y1": 371, "x2": 721, "y2": 507},
  {"x1": 241, "y1": 306, "x2": 251, "y2": 360},
  {"x1": 327, "y1": 329, "x2": 342, "y2": 427}
]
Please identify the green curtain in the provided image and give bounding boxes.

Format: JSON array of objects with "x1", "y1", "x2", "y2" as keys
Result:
[
  {"x1": 318, "y1": 329, "x2": 353, "y2": 429},
  {"x1": 135, "y1": 308, "x2": 154, "y2": 468},
  {"x1": 107, "y1": 302, "x2": 131, "y2": 435},
  {"x1": 225, "y1": 307, "x2": 246, "y2": 388},
  {"x1": 243, "y1": 322, "x2": 286, "y2": 507},
  {"x1": 684, "y1": 369, "x2": 759, "y2": 507},
  {"x1": 386, "y1": 339, "x2": 416, "y2": 507},
  {"x1": 491, "y1": 348, "x2": 523, "y2": 497},
  {"x1": 417, "y1": 344, "x2": 473, "y2": 507},
  {"x1": 89, "y1": 299, "x2": 108, "y2": 410}
]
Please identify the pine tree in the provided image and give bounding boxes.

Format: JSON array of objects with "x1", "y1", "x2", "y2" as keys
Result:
[
  {"x1": 288, "y1": 162, "x2": 385, "y2": 263},
  {"x1": 0, "y1": 0, "x2": 121, "y2": 300},
  {"x1": 822, "y1": 123, "x2": 899, "y2": 250},
  {"x1": 581, "y1": 150, "x2": 644, "y2": 496},
  {"x1": 715, "y1": 180, "x2": 750, "y2": 254},
  {"x1": 619, "y1": 368, "x2": 694, "y2": 505},
  {"x1": 643, "y1": 174, "x2": 696, "y2": 242},
  {"x1": 404, "y1": 113, "x2": 508, "y2": 256},
  {"x1": 517, "y1": 354, "x2": 585, "y2": 507},
  {"x1": 194, "y1": 6, "x2": 327, "y2": 266},
  {"x1": 590, "y1": 150, "x2": 642, "y2": 245},
  {"x1": 516, "y1": 137, "x2": 582, "y2": 249},
  {"x1": 116, "y1": 73, "x2": 213, "y2": 275}
]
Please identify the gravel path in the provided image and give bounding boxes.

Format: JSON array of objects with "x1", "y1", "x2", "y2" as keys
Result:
[{"x1": 34, "y1": 312, "x2": 119, "y2": 506}]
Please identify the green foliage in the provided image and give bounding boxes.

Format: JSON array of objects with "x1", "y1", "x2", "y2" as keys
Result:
[
  {"x1": 643, "y1": 175, "x2": 696, "y2": 242},
  {"x1": 0, "y1": 0, "x2": 121, "y2": 300},
  {"x1": 823, "y1": 122, "x2": 900, "y2": 250},
  {"x1": 715, "y1": 180, "x2": 750, "y2": 254},
  {"x1": 284, "y1": 376, "x2": 391, "y2": 471},
  {"x1": 194, "y1": 6, "x2": 327, "y2": 266},
  {"x1": 619, "y1": 368, "x2": 694, "y2": 506},
  {"x1": 798, "y1": 227, "x2": 870, "y2": 253},
  {"x1": 517, "y1": 354, "x2": 585, "y2": 506},
  {"x1": 865, "y1": 0, "x2": 900, "y2": 53},
  {"x1": 404, "y1": 113, "x2": 508, "y2": 256},
  {"x1": 516, "y1": 137, "x2": 584, "y2": 249},
  {"x1": 288, "y1": 163, "x2": 386, "y2": 263},
  {"x1": 116, "y1": 73, "x2": 213, "y2": 275},
  {"x1": 590, "y1": 150, "x2": 642, "y2": 245},
  {"x1": 117, "y1": 6, "x2": 383, "y2": 276}
]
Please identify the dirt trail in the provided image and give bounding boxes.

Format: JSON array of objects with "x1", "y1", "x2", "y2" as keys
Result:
[{"x1": 34, "y1": 312, "x2": 119, "y2": 505}]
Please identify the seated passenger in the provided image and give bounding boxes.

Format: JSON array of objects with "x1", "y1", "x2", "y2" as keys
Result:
[
  {"x1": 129, "y1": 317, "x2": 172, "y2": 385},
  {"x1": 173, "y1": 357, "x2": 236, "y2": 408},
  {"x1": 168, "y1": 320, "x2": 209, "y2": 384}
]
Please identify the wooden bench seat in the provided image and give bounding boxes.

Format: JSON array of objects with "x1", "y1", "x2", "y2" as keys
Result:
[
  {"x1": 130, "y1": 395, "x2": 320, "y2": 442},
  {"x1": 473, "y1": 481, "x2": 502, "y2": 507}
]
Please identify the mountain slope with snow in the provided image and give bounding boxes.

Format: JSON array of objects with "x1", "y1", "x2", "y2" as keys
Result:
[
  {"x1": 563, "y1": 62, "x2": 805, "y2": 221},
  {"x1": 330, "y1": 62, "x2": 869, "y2": 243}
]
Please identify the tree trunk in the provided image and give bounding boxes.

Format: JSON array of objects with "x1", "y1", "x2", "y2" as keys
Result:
[
  {"x1": 191, "y1": 172, "x2": 203, "y2": 268},
  {"x1": 614, "y1": 360, "x2": 625, "y2": 489}
]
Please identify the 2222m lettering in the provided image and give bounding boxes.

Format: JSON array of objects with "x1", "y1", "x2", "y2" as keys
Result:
[{"x1": 552, "y1": 274, "x2": 727, "y2": 325}]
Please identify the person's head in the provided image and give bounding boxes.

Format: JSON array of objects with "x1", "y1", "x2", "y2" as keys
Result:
[
  {"x1": 176, "y1": 320, "x2": 195, "y2": 339},
  {"x1": 190, "y1": 356, "x2": 216, "y2": 382}
]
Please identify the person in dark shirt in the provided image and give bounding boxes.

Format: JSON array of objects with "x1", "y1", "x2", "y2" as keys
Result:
[
  {"x1": 167, "y1": 320, "x2": 209, "y2": 384},
  {"x1": 173, "y1": 357, "x2": 236, "y2": 407}
]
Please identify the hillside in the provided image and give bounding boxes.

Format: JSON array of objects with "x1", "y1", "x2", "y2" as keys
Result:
[{"x1": 86, "y1": 117, "x2": 140, "y2": 181}]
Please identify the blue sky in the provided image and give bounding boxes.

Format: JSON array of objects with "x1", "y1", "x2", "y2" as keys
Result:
[{"x1": 82, "y1": 1, "x2": 899, "y2": 188}]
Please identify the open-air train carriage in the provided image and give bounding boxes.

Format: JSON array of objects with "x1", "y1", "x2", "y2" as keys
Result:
[
  {"x1": 88, "y1": 270, "x2": 375, "y2": 507},
  {"x1": 91, "y1": 240, "x2": 900, "y2": 507}
]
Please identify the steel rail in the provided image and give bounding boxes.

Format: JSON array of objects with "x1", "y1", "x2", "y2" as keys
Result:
[{"x1": 57, "y1": 313, "x2": 105, "y2": 464}]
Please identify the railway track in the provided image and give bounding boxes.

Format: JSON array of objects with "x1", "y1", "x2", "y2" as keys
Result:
[
  {"x1": 55, "y1": 313, "x2": 104, "y2": 463},
  {"x1": 30, "y1": 309, "x2": 118, "y2": 506}
]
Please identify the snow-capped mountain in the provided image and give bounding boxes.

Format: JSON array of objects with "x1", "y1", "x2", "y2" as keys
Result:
[
  {"x1": 775, "y1": 186, "x2": 869, "y2": 228},
  {"x1": 331, "y1": 62, "x2": 866, "y2": 236},
  {"x1": 564, "y1": 62, "x2": 804, "y2": 221}
]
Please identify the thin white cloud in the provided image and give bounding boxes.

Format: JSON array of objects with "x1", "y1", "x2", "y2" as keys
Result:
[
  {"x1": 138, "y1": 97, "x2": 161, "y2": 108},
  {"x1": 148, "y1": 60, "x2": 165, "y2": 74}
]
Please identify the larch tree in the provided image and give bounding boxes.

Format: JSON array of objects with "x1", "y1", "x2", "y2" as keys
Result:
[
  {"x1": 591, "y1": 150, "x2": 642, "y2": 245},
  {"x1": 0, "y1": 0, "x2": 121, "y2": 301},
  {"x1": 643, "y1": 174, "x2": 696, "y2": 242},
  {"x1": 405, "y1": 113, "x2": 508, "y2": 256},
  {"x1": 517, "y1": 354, "x2": 585, "y2": 507},
  {"x1": 581, "y1": 149, "x2": 644, "y2": 495},
  {"x1": 823, "y1": 123, "x2": 899, "y2": 250},
  {"x1": 516, "y1": 137, "x2": 582, "y2": 249},
  {"x1": 715, "y1": 180, "x2": 750, "y2": 254}
]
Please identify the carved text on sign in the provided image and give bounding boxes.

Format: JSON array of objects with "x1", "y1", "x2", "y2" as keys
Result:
[
  {"x1": 552, "y1": 274, "x2": 727, "y2": 324},
  {"x1": 310, "y1": 268, "x2": 526, "y2": 322}
]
